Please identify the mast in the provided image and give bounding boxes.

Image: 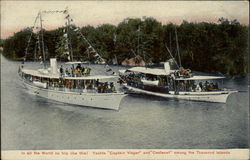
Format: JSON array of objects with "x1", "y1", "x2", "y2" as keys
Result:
[
  {"x1": 137, "y1": 24, "x2": 147, "y2": 67},
  {"x1": 39, "y1": 11, "x2": 46, "y2": 68},
  {"x1": 175, "y1": 26, "x2": 182, "y2": 68},
  {"x1": 137, "y1": 25, "x2": 140, "y2": 56},
  {"x1": 65, "y1": 7, "x2": 74, "y2": 61},
  {"x1": 34, "y1": 41, "x2": 38, "y2": 61},
  {"x1": 169, "y1": 33, "x2": 172, "y2": 53}
]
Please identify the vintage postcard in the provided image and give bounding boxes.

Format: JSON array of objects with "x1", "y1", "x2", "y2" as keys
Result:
[{"x1": 1, "y1": 1, "x2": 249, "y2": 160}]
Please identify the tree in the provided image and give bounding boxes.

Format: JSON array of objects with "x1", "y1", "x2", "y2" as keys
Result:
[
  {"x1": 3, "y1": 28, "x2": 35, "y2": 60},
  {"x1": 2, "y1": 17, "x2": 248, "y2": 76}
]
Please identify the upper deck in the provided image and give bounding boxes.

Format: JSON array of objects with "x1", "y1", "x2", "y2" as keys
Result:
[{"x1": 21, "y1": 68, "x2": 118, "y2": 80}]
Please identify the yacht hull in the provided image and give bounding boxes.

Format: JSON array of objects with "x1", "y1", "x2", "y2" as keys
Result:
[
  {"x1": 21, "y1": 80, "x2": 126, "y2": 110},
  {"x1": 124, "y1": 84, "x2": 237, "y2": 103}
]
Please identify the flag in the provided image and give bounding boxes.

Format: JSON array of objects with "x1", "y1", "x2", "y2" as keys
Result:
[
  {"x1": 64, "y1": 51, "x2": 70, "y2": 55},
  {"x1": 64, "y1": 44, "x2": 69, "y2": 50},
  {"x1": 106, "y1": 68, "x2": 112, "y2": 72},
  {"x1": 137, "y1": 26, "x2": 140, "y2": 32},
  {"x1": 113, "y1": 34, "x2": 117, "y2": 42},
  {"x1": 90, "y1": 50, "x2": 96, "y2": 54},
  {"x1": 65, "y1": 14, "x2": 70, "y2": 19},
  {"x1": 97, "y1": 57, "x2": 101, "y2": 61},
  {"x1": 76, "y1": 34, "x2": 81, "y2": 38}
]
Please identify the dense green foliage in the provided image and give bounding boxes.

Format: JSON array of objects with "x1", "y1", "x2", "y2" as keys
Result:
[{"x1": 1, "y1": 17, "x2": 248, "y2": 76}]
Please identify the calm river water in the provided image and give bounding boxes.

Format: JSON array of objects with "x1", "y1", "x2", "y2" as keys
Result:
[{"x1": 1, "y1": 56, "x2": 249, "y2": 150}]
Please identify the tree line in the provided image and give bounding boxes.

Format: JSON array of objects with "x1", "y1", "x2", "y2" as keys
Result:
[{"x1": 1, "y1": 17, "x2": 248, "y2": 76}]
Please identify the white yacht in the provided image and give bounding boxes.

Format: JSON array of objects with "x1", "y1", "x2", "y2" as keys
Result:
[
  {"x1": 18, "y1": 9, "x2": 126, "y2": 110},
  {"x1": 119, "y1": 62, "x2": 237, "y2": 103},
  {"x1": 19, "y1": 59, "x2": 126, "y2": 110},
  {"x1": 118, "y1": 25, "x2": 237, "y2": 103}
]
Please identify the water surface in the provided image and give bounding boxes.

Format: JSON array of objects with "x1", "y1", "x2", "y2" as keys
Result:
[{"x1": 1, "y1": 56, "x2": 249, "y2": 150}]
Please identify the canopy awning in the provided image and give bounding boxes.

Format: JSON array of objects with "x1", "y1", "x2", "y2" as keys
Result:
[
  {"x1": 127, "y1": 67, "x2": 169, "y2": 76},
  {"x1": 175, "y1": 75, "x2": 225, "y2": 80},
  {"x1": 65, "y1": 75, "x2": 118, "y2": 80},
  {"x1": 22, "y1": 69, "x2": 60, "y2": 78},
  {"x1": 21, "y1": 69, "x2": 118, "y2": 80},
  {"x1": 65, "y1": 61, "x2": 88, "y2": 65}
]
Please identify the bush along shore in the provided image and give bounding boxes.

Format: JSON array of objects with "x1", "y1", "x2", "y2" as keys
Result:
[{"x1": 1, "y1": 17, "x2": 248, "y2": 77}]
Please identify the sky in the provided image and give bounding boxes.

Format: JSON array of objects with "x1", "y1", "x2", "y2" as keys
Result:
[{"x1": 1, "y1": 1, "x2": 249, "y2": 39}]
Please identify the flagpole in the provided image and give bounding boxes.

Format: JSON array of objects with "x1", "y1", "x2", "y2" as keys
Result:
[
  {"x1": 65, "y1": 7, "x2": 74, "y2": 61},
  {"x1": 175, "y1": 26, "x2": 182, "y2": 68},
  {"x1": 39, "y1": 11, "x2": 46, "y2": 68},
  {"x1": 137, "y1": 25, "x2": 140, "y2": 56}
]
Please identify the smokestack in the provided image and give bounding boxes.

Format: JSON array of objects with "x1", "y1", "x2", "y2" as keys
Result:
[
  {"x1": 50, "y1": 58, "x2": 58, "y2": 75},
  {"x1": 164, "y1": 62, "x2": 170, "y2": 75}
]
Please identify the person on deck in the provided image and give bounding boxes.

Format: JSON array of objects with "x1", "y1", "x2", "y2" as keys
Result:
[
  {"x1": 95, "y1": 79, "x2": 100, "y2": 87},
  {"x1": 199, "y1": 82, "x2": 203, "y2": 91},
  {"x1": 76, "y1": 64, "x2": 82, "y2": 70},
  {"x1": 70, "y1": 67, "x2": 74, "y2": 77},
  {"x1": 110, "y1": 82, "x2": 116, "y2": 92},
  {"x1": 196, "y1": 84, "x2": 202, "y2": 92},
  {"x1": 81, "y1": 67, "x2": 85, "y2": 76},
  {"x1": 76, "y1": 64, "x2": 81, "y2": 76},
  {"x1": 60, "y1": 65, "x2": 64, "y2": 77},
  {"x1": 101, "y1": 82, "x2": 108, "y2": 93},
  {"x1": 214, "y1": 82, "x2": 219, "y2": 90},
  {"x1": 204, "y1": 81, "x2": 209, "y2": 91},
  {"x1": 85, "y1": 67, "x2": 91, "y2": 75}
]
